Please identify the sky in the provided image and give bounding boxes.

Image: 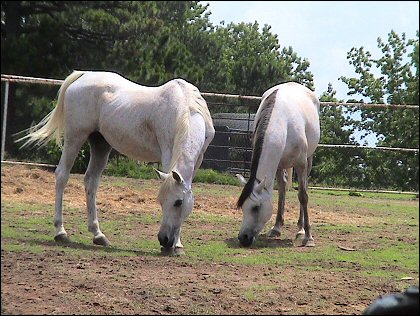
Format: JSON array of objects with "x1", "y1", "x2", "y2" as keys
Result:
[{"x1": 204, "y1": 1, "x2": 419, "y2": 102}]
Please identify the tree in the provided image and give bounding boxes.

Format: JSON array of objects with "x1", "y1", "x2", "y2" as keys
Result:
[
  {"x1": 1, "y1": 1, "x2": 216, "y2": 159},
  {"x1": 311, "y1": 84, "x2": 365, "y2": 187},
  {"x1": 1, "y1": 1, "x2": 136, "y2": 158},
  {"x1": 2, "y1": 1, "x2": 317, "y2": 178},
  {"x1": 339, "y1": 30, "x2": 419, "y2": 190},
  {"x1": 208, "y1": 21, "x2": 313, "y2": 96}
]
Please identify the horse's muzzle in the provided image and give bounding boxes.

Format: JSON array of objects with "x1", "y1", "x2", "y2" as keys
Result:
[
  {"x1": 238, "y1": 232, "x2": 255, "y2": 247},
  {"x1": 158, "y1": 232, "x2": 175, "y2": 248}
]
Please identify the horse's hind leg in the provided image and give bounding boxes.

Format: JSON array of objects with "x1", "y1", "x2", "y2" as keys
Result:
[
  {"x1": 85, "y1": 132, "x2": 112, "y2": 246},
  {"x1": 269, "y1": 168, "x2": 288, "y2": 237},
  {"x1": 295, "y1": 156, "x2": 314, "y2": 247},
  {"x1": 54, "y1": 136, "x2": 87, "y2": 242}
]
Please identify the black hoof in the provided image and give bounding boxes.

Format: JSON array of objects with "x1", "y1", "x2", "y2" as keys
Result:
[
  {"x1": 54, "y1": 234, "x2": 70, "y2": 243},
  {"x1": 160, "y1": 247, "x2": 185, "y2": 256},
  {"x1": 93, "y1": 235, "x2": 110, "y2": 246}
]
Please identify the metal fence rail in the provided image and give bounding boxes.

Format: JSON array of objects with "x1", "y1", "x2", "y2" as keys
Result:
[{"x1": 2, "y1": 74, "x2": 419, "y2": 195}]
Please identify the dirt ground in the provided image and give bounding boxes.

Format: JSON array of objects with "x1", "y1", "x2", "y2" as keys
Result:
[{"x1": 1, "y1": 164, "x2": 417, "y2": 315}]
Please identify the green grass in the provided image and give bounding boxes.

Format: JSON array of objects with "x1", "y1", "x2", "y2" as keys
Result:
[
  {"x1": 194, "y1": 168, "x2": 240, "y2": 185},
  {"x1": 104, "y1": 157, "x2": 159, "y2": 179},
  {"x1": 105, "y1": 156, "x2": 419, "y2": 194},
  {"x1": 242, "y1": 284, "x2": 278, "y2": 301},
  {"x1": 2, "y1": 177, "x2": 419, "y2": 287},
  {"x1": 104, "y1": 156, "x2": 241, "y2": 186}
]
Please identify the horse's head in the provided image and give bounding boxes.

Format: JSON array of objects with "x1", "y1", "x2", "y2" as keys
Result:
[
  {"x1": 155, "y1": 169, "x2": 194, "y2": 249},
  {"x1": 236, "y1": 175, "x2": 273, "y2": 247}
]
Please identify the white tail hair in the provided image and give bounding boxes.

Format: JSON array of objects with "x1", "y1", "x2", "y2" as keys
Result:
[{"x1": 16, "y1": 71, "x2": 85, "y2": 148}]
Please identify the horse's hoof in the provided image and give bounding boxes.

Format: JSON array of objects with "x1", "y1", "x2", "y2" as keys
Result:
[
  {"x1": 160, "y1": 247, "x2": 175, "y2": 256},
  {"x1": 268, "y1": 229, "x2": 281, "y2": 238},
  {"x1": 303, "y1": 239, "x2": 315, "y2": 247},
  {"x1": 295, "y1": 232, "x2": 305, "y2": 240},
  {"x1": 93, "y1": 235, "x2": 110, "y2": 246},
  {"x1": 160, "y1": 247, "x2": 185, "y2": 256},
  {"x1": 54, "y1": 234, "x2": 70, "y2": 243},
  {"x1": 174, "y1": 247, "x2": 185, "y2": 256}
]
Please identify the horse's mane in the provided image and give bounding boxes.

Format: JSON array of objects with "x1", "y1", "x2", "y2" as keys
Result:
[
  {"x1": 236, "y1": 89, "x2": 278, "y2": 208},
  {"x1": 158, "y1": 79, "x2": 213, "y2": 201},
  {"x1": 168, "y1": 79, "x2": 212, "y2": 172}
]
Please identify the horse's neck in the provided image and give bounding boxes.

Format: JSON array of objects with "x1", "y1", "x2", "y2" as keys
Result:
[
  {"x1": 255, "y1": 124, "x2": 285, "y2": 192},
  {"x1": 172, "y1": 112, "x2": 206, "y2": 188}
]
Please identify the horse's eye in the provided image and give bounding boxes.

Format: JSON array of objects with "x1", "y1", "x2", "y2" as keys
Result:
[
  {"x1": 174, "y1": 199, "x2": 183, "y2": 207},
  {"x1": 252, "y1": 205, "x2": 260, "y2": 212}
]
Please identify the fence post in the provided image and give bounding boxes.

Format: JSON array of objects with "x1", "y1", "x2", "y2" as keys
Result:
[
  {"x1": 1, "y1": 81, "x2": 10, "y2": 161},
  {"x1": 245, "y1": 100, "x2": 251, "y2": 175}
]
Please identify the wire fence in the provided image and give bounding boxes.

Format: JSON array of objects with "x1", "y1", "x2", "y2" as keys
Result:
[{"x1": 1, "y1": 74, "x2": 419, "y2": 194}]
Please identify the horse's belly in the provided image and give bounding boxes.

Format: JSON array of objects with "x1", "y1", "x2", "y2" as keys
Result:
[{"x1": 101, "y1": 131, "x2": 162, "y2": 163}]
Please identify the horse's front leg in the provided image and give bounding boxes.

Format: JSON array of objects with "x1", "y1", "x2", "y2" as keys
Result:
[
  {"x1": 269, "y1": 168, "x2": 288, "y2": 237},
  {"x1": 296, "y1": 205, "x2": 306, "y2": 239},
  {"x1": 85, "y1": 134, "x2": 112, "y2": 246},
  {"x1": 174, "y1": 227, "x2": 183, "y2": 249},
  {"x1": 172, "y1": 228, "x2": 186, "y2": 255}
]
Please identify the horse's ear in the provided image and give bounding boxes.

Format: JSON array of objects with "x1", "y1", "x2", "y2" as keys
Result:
[
  {"x1": 154, "y1": 168, "x2": 169, "y2": 181},
  {"x1": 236, "y1": 174, "x2": 247, "y2": 186},
  {"x1": 172, "y1": 170, "x2": 184, "y2": 184},
  {"x1": 255, "y1": 176, "x2": 267, "y2": 194}
]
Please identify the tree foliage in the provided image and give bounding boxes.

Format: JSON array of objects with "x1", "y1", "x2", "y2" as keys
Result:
[
  {"x1": 339, "y1": 30, "x2": 419, "y2": 190},
  {"x1": 311, "y1": 84, "x2": 365, "y2": 188},
  {"x1": 207, "y1": 21, "x2": 313, "y2": 95},
  {"x1": 1, "y1": 2, "x2": 418, "y2": 190}
]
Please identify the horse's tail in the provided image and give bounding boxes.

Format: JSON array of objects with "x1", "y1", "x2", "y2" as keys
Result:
[
  {"x1": 286, "y1": 167, "x2": 293, "y2": 190},
  {"x1": 16, "y1": 71, "x2": 85, "y2": 148}
]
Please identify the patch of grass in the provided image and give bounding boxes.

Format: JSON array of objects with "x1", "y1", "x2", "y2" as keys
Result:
[
  {"x1": 104, "y1": 156, "x2": 241, "y2": 186},
  {"x1": 104, "y1": 157, "x2": 159, "y2": 179},
  {"x1": 186, "y1": 240, "x2": 240, "y2": 260},
  {"x1": 184, "y1": 305, "x2": 216, "y2": 315},
  {"x1": 1, "y1": 201, "x2": 52, "y2": 213},
  {"x1": 194, "y1": 169, "x2": 239, "y2": 185},
  {"x1": 242, "y1": 284, "x2": 278, "y2": 301},
  {"x1": 193, "y1": 184, "x2": 240, "y2": 197},
  {"x1": 187, "y1": 211, "x2": 234, "y2": 225},
  {"x1": 179, "y1": 235, "x2": 418, "y2": 280},
  {"x1": 310, "y1": 188, "x2": 417, "y2": 201},
  {"x1": 1, "y1": 242, "x2": 45, "y2": 253},
  {"x1": 349, "y1": 190, "x2": 364, "y2": 197}
]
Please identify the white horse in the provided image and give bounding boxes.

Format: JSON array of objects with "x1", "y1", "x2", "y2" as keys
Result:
[
  {"x1": 17, "y1": 70, "x2": 215, "y2": 251},
  {"x1": 236, "y1": 82, "x2": 320, "y2": 247}
]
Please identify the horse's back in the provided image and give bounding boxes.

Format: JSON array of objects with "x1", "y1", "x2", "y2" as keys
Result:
[
  {"x1": 269, "y1": 82, "x2": 319, "y2": 114},
  {"x1": 281, "y1": 82, "x2": 320, "y2": 156},
  {"x1": 263, "y1": 82, "x2": 320, "y2": 165}
]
